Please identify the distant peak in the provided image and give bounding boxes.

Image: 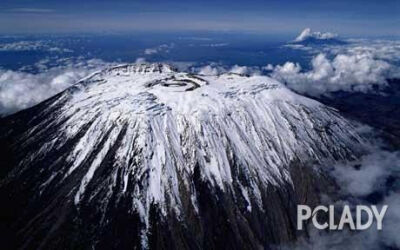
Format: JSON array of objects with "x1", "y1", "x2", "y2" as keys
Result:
[{"x1": 294, "y1": 28, "x2": 338, "y2": 42}]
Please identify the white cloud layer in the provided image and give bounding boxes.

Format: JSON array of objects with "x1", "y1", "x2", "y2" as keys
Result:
[
  {"x1": 1, "y1": 34, "x2": 400, "y2": 115},
  {"x1": 0, "y1": 59, "x2": 113, "y2": 115},
  {"x1": 286, "y1": 145, "x2": 400, "y2": 250},
  {"x1": 198, "y1": 65, "x2": 220, "y2": 75},
  {"x1": 279, "y1": 31, "x2": 400, "y2": 96},
  {"x1": 196, "y1": 64, "x2": 260, "y2": 76},
  {"x1": 271, "y1": 53, "x2": 395, "y2": 96},
  {"x1": 325, "y1": 39, "x2": 400, "y2": 63},
  {"x1": 333, "y1": 150, "x2": 399, "y2": 197},
  {"x1": 287, "y1": 32, "x2": 400, "y2": 64},
  {"x1": 0, "y1": 40, "x2": 73, "y2": 53},
  {"x1": 144, "y1": 43, "x2": 175, "y2": 55}
]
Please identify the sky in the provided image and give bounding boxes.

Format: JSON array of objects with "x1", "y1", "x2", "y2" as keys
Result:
[{"x1": 0, "y1": 0, "x2": 399, "y2": 36}]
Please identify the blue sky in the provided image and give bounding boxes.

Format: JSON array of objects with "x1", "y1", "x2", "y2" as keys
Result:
[{"x1": 0, "y1": 0, "x2": 399, "y2": 36}]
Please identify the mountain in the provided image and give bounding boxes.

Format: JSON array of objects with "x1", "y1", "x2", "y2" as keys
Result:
[
  {"x1": 0, "y1": 63, "x2": 367, "y2": 249},
  {"x1": 291, "y1": 28, "x2": 347, "y2": 46}
]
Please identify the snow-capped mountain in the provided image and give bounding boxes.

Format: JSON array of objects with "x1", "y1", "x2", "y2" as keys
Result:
[
  {"x1": 0, "y1": 63, "x2": 367, "y2": 249},
  {"x1": 292, "y1": 28, "x2": 347, "y2": 45}
]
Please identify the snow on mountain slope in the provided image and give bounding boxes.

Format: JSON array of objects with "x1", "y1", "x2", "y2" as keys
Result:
[
  {"x1": 294, "y1": 28, "x2": 338, "y2": 42},
  {"x1": 0, "y1": 63, "x2": 367, "y2": 249},
  {"x1": 291, "y1": 28, "x2": 347, "y2": 45}
]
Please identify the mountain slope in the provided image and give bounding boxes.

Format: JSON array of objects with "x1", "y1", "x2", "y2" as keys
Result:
[{"x1": 0, "y1": 63, "x2": 366, "y2": 249}]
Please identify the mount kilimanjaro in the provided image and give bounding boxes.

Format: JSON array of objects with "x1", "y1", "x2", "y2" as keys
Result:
[{"x1": 0, "y1": 63, "x2": 367, "y2": 249}]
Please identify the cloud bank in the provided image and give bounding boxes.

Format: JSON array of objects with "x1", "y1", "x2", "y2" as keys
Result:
[
  {"x1": 196, "y1": 63, "x2": 260, "y2": 76},
  {"x1": 271, "y1": 53, "x2": 395, "y2": 96},
  {"x1": 1, "y1": 33, "x2": 400, "y2": 115},
  {"x1": 278, "y1": 30, "x2": 400, "y2": 96},
  {"x1": 286, "y1": 143, "x2": 400, "y2": 250},
  {"x1": 0, "y1": 40, "x2": 73, "y2": 53},
  {"x1": 324, "y1": 39, "x2": 400, "y2": 63},
  {"x1": 333, "y1": 150, "x2": 399, "y2": 197},
  {"x1": 144, "y1": 43, "x2": 175, "y2": 55},
  {"x1": 0, "y1": 59, "x2": 112, "y2": 116},
  {"x1": 288, "y1": 36, "x2": 400, "y2": 64}
]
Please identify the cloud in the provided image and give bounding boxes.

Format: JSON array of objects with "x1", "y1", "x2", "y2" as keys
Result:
[
  {"x1": 144, "y1": 48, "x2": 158, "y2": 55},
  {"x1": 381, "y1": 193, "x2": 400, "y2": 247},
  {"x1": 229, "y1": 65, "x2": 252, "y2": 75},
  {"x1": 287, "y1": 36, "x2": 400, "y2": 64},
  {"x1": 196, "y1": 64, "x2": 260, "y2": 76},
  {"x1": 178, "y1": 37, "x2": 213, "y2": 41},
  {"x1": 286, "y1": 124, "x2": 400, "y2": 249},
  {"x1": 283, "y1": 44, "x2": 313, "y2": 51},
  {"x1": 0, "y1": 59, "x2": 113, "y2": 116},
  {"x1": 271, "y1": 53, "x2": 395, "y2": 96},
  {"x1": 0, "y1": 40, "x2": 73, "y2": 53},
  {"x1": 144, "y1": 43, "x2": 175, "y2": 55},
  {"x1": 286, "y1": 145, "x2": 400, "y2": 250},
  {"x1": 199, "y1": 43, "x2": 229, "y2": 47},
  {"x1": 324, "y1": 40, "x2": 400, "y2": 63},
  {"x1": 333, "y1": 150, "x2": 400, "y2": 197},
  {"x1": 198, "y1": 65, "x2": 220, "y2": 75},
  {"x1": 135, "y1": 57, "x2": 147, "y2": 63},
  {"x1": 278, "y1": 35, "x2": 400, "y2": 96},
  {"x1": 294, "y1": 28, "x2": 338, "y2": 42}
]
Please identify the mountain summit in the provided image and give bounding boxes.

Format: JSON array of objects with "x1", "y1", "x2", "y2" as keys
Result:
[
  {"x1": 0, "y1": 63, "x2": 366, "y2": 249},
  {"x1": 292, "y1": 28, "x2": 347, "y2": 45}
]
